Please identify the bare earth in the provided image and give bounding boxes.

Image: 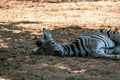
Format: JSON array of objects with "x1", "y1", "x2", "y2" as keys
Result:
[{"x1": 0, "y1": 1, "x2": 120, "y2": 80}]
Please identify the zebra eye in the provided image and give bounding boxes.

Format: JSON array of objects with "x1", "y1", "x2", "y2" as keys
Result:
[{"x1": 51, "y1": 42, "x2": 55, "y2": 45}]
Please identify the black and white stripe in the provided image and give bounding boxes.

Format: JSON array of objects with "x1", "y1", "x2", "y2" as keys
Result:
[
  {"x1": 60, "y1": 32, "x2": 115, "y2": 57},
  {"x1": 98, "y1": 29, "x2": 120, "y2": 44},
  {"x1": 61, "y1": 36, "x2": 90, "y2": 57},
  {"x1": 33, "y1": 29, "x2": 120, "y2": 59}
]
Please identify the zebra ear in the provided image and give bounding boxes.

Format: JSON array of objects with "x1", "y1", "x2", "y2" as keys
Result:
[{"x1": 43, "y1": 28, "x2": 52, "y2": 40}]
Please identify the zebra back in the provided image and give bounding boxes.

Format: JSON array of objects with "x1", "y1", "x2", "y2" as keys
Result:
[{"x1": 98, "y1": 29, "x2": 120, "y2": 44}]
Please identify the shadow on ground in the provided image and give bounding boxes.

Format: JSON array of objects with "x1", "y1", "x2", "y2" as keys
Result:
[{"x1": 0, "y1": 22, "x2": 120, "y2": 80}]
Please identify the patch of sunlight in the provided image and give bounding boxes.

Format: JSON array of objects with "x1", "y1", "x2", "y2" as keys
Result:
[
  {"x1": 55, "y1": 65, "x2": 70, "y2": 70},
  {"x1": 0, "y1": 76, "x2": 11, "y2": 80},
  {"x1": 41, "y1": 63, "x2": 87, "y2": 74},
  {"x1": 1, "y1": 27, "x2": 21, "y2": 34},
  {"x1": 12, "y1": 30, "x2": 21, "y2": 34},
  {"x1": 0, "y1": 39, "x2": 8, "y2": 48},
  {"x1": 41, "y1": 63, "x2": 49, "y2": 67},
  {"x1": 1, "y1": 28, "x2": 10, "y2": 32},
  {"x1": 71, "y1": 69, "x2": 87, "y2": 74},
  {"x1": 55, "y1": 64, "x2": 87, "y2": 74}
]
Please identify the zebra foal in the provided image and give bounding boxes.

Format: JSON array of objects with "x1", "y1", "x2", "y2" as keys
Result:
[{"x1": 32, "y1": 28, "x2": 120, "y2": 59}]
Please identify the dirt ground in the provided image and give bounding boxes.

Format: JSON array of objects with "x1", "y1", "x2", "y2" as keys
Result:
[{"x1": 0, "y1": 0, "x2": 120, "y2": 80}]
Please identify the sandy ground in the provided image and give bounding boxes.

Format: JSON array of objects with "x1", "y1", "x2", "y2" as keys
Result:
[{"x1": 0, "y1": 1, "x2": 120, "y2": 80}]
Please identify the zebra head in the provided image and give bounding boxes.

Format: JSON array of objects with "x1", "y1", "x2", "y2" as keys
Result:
[{"x1": 32, "y1": 28, "x2": 64, "y2": 57}]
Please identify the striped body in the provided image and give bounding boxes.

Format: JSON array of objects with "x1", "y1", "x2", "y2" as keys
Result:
[
  {"x1": 61, "y1": 33, "x2": 115, "y2": 57},
  {"x1": 32, "y1": 29, "x2": 120, "y2": 59}
]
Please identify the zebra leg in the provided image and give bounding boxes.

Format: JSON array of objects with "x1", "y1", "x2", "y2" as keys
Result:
[
  {"x1": 89, "y1": 38, "x2": 120, "y2": 59},
  {"x1": 91, "y1": 48, "x2": 120, "y2": 59},
  {"x1": 113, "y1": 45, "x2": 120, "y2": 54}
]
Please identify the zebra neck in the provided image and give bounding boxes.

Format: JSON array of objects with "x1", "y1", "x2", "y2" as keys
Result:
[{"x1": 62, "y1": 42, "x2": 79, "y2": 56}]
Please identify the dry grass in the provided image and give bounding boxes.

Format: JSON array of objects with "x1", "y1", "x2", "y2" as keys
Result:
[{"x1": 0, "y1": 1, "x2": 120, "y2": 28}]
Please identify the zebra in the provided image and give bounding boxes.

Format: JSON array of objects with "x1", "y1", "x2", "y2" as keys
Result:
[{"x1": 32, "y1": 28, "x2": 120, "y2": 59}]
